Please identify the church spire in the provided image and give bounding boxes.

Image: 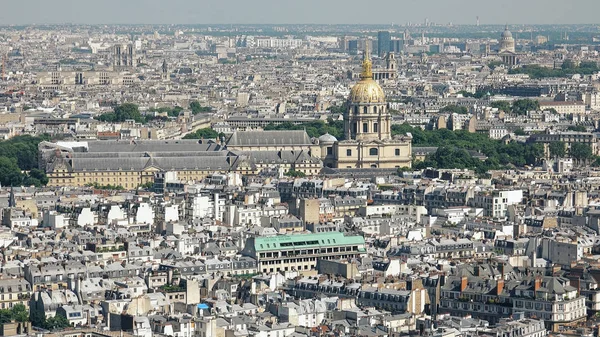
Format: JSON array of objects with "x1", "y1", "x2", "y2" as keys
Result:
[{"x1": 360, "y1": 43, "x2": 373, "y2": 80}]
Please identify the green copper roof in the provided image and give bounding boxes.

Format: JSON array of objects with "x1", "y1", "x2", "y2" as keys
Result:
[{"x1": 254, "y1": 232, "x2": 365, "y2": 252}]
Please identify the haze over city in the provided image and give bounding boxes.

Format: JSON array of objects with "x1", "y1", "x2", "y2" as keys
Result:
[
  {"x1": 3, "y1": 0, "x2": 600, "y2": 336},
  {"x1": 1, "y1": 0, "x2": 599, "y2": 25}
]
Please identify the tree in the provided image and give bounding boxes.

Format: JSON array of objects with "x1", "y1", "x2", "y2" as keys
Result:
[
  {"x1": 28, "y1": 168, "x2": 49, "y2": 185},
  {"x1": 440, "y1": 105, "x2": 468, "y2": 114},
  {"x1": 43, "y1": 315, "x2": 70, "y2": 330},
  {"x1": 561, "y1": 59, "x2": 576, "y2": 70},
  {"x1": 567, "y1": 125, "x2": 586, "y2": 132},
  {"x1": 97, "y1": 103, "x2": 145, "y2": 123},
  {"x1": 284, "y1": 170, "x2": 306, "y2": 178},
  {"x1": 0, "y1": 304, "x2": 29, "y2": 325},
  {"x1": 189, "y1": 101, "x2": 212, "y2": 115},
  {"x1": 0, "y1": 157, "x2": 24, "y2": 187},
  {"x1": 327, "y1": 102, "x2": 349, "y2": 115},
  {"x1": 549, "y1": 141, "x2": 566, "y2": 158},
  {"x1": 394, "y1": 123, "x2": 543, "y2": 171},
  {"x1": 139, "y1": 181, "x2": 154, "y2": 189},
  {"x1": 11, "y1": 304, "x2": 28, "y2": 323},
  {"x1": 264, "y1": 120, "x2": 345, "y2": 141},
  {"x1": 570, "y1": 143, "x2": 593, "y2": 162},
  {"x1": 512, "y1": 99, "x2": 539, "y2": 115},
  {"x1": 488, "y1": 61, "x2": 504, "y2": 70},
  {"x1": 29, "y1": 310, "x2": 45, "y2": 328},
  {"x1": 490, "y1": 101, "x2": 511, "y2": 112},
  {"x1": 183, "y1": 128, "x2": 219, "y2": 139},
  {"x1": 514, "y1": 128, "x2": 526, "y2": 136}
]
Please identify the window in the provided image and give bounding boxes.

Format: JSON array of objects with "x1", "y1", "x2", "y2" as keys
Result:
[
  {"x1": 363, "y1": 107, "x2": 368, "y2": 114},
  {"x1": 373, "y1": 123, "x2": 378, "y2": 132},
  {"x1": 369, "y1": 148, "x2": 378, "y2": 156},
  {"x1": 346, "y1": 149, "x2": 352, "y2": 156},
  {"x1": 395, "y1": 149, "x2": 400, "y2": 156},
  {"x1": 363, "y1": 123, "x2": 368, "y2": 132},
  {"x1": 327, "y1": 147, "x2": 333, "y2": 155}
]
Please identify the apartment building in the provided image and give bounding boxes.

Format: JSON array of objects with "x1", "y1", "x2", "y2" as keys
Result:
[{"x1": 242, "y1": 232, "x2": 366, "y2": 273}]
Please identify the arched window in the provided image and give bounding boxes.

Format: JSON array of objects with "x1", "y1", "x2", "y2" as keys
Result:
[
  {"x1": 369, "y1": 148, "x2": 378, "y2": 156},
  {"x1": 354, "y1": 106, "x2": 358, "y2": 114},
  {"x1": 363, "y1": 123, "x2": 368, "y2": 132},
  {"x1": 363, "y1": 106, "x2": 368, "y2": 114}
]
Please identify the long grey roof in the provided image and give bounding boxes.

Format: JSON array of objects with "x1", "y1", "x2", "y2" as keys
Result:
[
  {"x1": 73, "y1": 139, "x2": 222, "y2": 153},
  {"x1": 69, "y1": 156, "x2": 236, "y2": 172},
  {"x1": 226, "y1": 130, "x2": 312, "y2": 147}
]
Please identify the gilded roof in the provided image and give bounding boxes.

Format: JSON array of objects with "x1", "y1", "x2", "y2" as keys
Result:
[{"x1": 348, "y1": 45, "x2": 385, "y2": 104}]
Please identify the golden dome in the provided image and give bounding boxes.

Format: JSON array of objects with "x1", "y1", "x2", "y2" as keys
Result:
[
  {"x1": 349, "y1": 78, "x2": 385, "y2": 104},
  {"x1": 349, "y1": 45, "x2": 385, "y2": 104}
]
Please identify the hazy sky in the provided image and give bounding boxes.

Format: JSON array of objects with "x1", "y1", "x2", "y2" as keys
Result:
[{"x1": 0, "y1": 0, "x2": 598, "y2": 25}]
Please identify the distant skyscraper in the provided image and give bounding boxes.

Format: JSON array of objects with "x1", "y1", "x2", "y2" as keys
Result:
[
  {"x1": 348, "y1": 40, "x2": 358, "y2": 55},
  {"x1": 476, "y1": 16, "x2": 480, "y2": 26},
  {"x1": 377, "y1": 31, "x2": 391, "y2": 57}
]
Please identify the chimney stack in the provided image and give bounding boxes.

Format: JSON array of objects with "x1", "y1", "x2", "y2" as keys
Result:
[
  {"x1": 461, "y1": 276, "x2": 468, "y2": 292},
  {"x1": 496, "y1": 278, "x2": 504, "y2": 296},
  {"x1": 534, "y1": 276, "x2": 542, "y2": 292}
]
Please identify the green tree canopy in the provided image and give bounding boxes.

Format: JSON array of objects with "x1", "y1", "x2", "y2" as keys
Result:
[
  {"x1": 570, "y1": 143, "x2": 593, "y2": 161},
  {"x1": 514, "y1": 128, "x2": 526, "y2": 136},
  {"x1": 189, "y1": 101, "x2": 212, "y2": 115},
  {"x1": 0, "y1": 157, "x2": 24, "y2": 187},
  {"x1": 0, "y1": 304, "x2": 29, "y2": 324},
  {"x1": 440, "y1": 105, "x2": 468, "y2": 114},
  {"x1": 327, "y1": 102, "x2": 349, "y2": 115},
  {"x1": 567, "y1": 125, "x2": 586, "y2": 132},
  {"x1": 264, "y1": 119, "x2": 345, "y2": 141},
  {"x1": 512, "y1": 99, "x2": 540, "y2": 115},
  {"x1": 97, "y1": 103, "x2": 145, "y2": 123},
  {"x1": 490, "y1": 101, "x2": 511, "y2": 112},
  {"x1": 394, "y1": 123, "x2": 543, "y2": 171},
  {"x1": 509, "y1": 62, "x2": 599, "y2": 79},
  {"x1": 561, "y1": 59, "x2": 576, "y2": 70},
  {"x1": 549, "y1": 141, "x2": 566, "y2": 158},
  {"x1": 43, "y1": 315, "x2": 70, "y2": 330},
  {"x1": 284, "y1": 170, "x2": 306, "y2": 178},
  {"x1": 148, "y1": 106, "x2": 183, "y2": 118},
  {"x1": 183, "y1": 128, "x2": 219, "y2": 139}
]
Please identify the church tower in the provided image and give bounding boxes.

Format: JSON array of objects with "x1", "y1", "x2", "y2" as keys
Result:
[
  {"x1": 344, "y1": 45, "x2": 391, "y2": 141},
  {"x1": 162, "y1": 59, "x2": 169, "y2": 80}
]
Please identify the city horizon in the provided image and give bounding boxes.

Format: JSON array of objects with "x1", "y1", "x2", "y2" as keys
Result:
[{"x1": 1, "y1": 0, "x2": 599, "y2": 26}]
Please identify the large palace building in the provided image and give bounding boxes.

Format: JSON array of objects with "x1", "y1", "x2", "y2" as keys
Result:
[
  {"x1": 39, "y1": 48, "x2": 412, "y2": 187},
  {"x1": 317, "y1": 47, "x2": 412, "y2": 169}
]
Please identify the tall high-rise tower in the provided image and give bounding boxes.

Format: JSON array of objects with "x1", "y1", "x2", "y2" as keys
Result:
[{"x1": 377, "y1": 31, "x2": 391, "y2": 58}]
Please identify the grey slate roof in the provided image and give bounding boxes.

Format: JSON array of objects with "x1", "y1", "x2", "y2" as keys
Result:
[{"x1": 226, "y1": 130, "x2": 312, "y2": 147}]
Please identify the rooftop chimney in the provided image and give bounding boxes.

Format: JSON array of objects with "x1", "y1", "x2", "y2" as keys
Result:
[
  {"x1": 461, "y1": 276, "x2": 468, "y2": 292},
  {"x1": 534, "y1": 276, "x2": 542, "y2": 292},
  {"x1": 496, "y1": 278, "x2": 504, "y2": 296}
]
